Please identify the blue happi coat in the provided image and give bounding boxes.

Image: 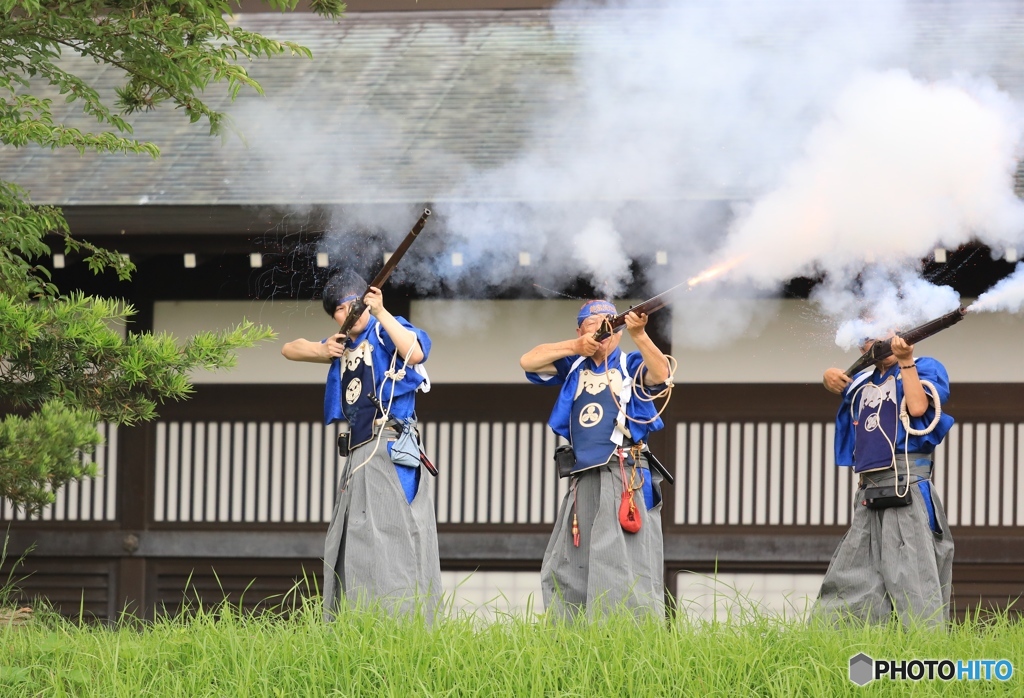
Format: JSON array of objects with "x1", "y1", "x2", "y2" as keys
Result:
[
  {"x1": 834, "y1": 356, "x2": 954, "y2": 468},
  {"x1": 526, "y1": 347, "x2": 665, "y2": 445},
  {"x1": 323, "y1": 316, "x2": 431, "y2": 427}
]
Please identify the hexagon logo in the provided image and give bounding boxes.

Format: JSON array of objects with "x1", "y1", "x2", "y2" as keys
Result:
[{"x1": 849, "y1": 653, "x2": 874, "y2": 686}]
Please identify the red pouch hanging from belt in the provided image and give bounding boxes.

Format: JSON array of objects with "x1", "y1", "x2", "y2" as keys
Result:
[
  {"x1": 619, "y1": 489, "x2": 641, "y2": 533},
  {"x1": 617, "y1": 449, "x2": 641, "y2": 533}
]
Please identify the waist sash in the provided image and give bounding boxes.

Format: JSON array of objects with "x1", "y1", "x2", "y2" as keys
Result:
[{"x1": 858, "y1": 454, "x2": 932, "y2": 489}]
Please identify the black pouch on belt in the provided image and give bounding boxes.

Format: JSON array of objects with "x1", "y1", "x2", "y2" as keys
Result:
[
  {"x1": 554, "y1": 445, "x2": 576, "y2": 479},
  {"x1": 861, "y1": 485, "x2": 912, "y2": 510}
]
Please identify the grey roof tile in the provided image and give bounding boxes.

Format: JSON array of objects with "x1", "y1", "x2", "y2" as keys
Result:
[{"x1": 4, "y1": 6, "x2": 1024, "y2": 205}]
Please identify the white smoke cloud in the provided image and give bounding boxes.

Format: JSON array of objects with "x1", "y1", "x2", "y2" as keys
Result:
[
  {"x1": 813, "y1": 267, "x2": 962, "y2": 349},
  {"x1": 701, "y1": 69, "x2": 1024, "y2": 345},
  {"x1": 424, "y1": 0, "x2": 917, "y2": 309},
  {"x1": 971, "y1": 262, "x2": 1024, "y2": 313},
  {"x1": 228, "y1": 1, "x2": 1024, "y2": 345},
  {"x1": 718, "y1": 71, "x2": 1024, "y2": 285},
  {"x1": 572, "y1": 218, "x2": 633, "y2": 297}
]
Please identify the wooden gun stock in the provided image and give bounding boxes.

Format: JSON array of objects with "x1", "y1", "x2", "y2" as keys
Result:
[
  {"x1": 593, "y1": 288, "x2": 675, "y2": 342},
  {"x1": 844, "y1": 306, "x2": 967, "y2": 377},
  {"x1": 337, "y1": 208, "x2": 431, "y2": 337}
]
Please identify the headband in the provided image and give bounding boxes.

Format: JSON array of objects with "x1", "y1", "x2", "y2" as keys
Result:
[{"x1": 577, "y1": 299, "x2": 617, "y2": 326}]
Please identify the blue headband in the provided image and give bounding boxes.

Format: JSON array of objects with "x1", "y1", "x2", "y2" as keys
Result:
[
  {"x1": 577, "y1": 300, "x2": 617, "y2": 326},
  {"x1": 339, "y1": 293, "x2": 359, "y2": 306}
]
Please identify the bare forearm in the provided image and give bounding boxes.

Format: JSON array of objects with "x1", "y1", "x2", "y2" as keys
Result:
[
  {"x1": 632, "y1": 331, "x2": 670, "y2": 385},
  {"x1": 900, "y1": 366, "x2": 929, "y2": 416},
  {"x1": 520, "y1": 340, "x2": 578, "y2": 374},
  {"x1": 891, "y1": 338, "x2": 928, "y2": 416},
  {"x1": 281, "y1": 338, "x2": 331, "y2": 363}
]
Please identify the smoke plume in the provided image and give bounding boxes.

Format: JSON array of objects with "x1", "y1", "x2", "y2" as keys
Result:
[
  {"x1": 228, "y1": 0, "x2": 1024, "y2": 344},
  {"x1": 971, "y1": 262, "x2": 1024, "y2": 313},
  {"x1": 709, "y1": 70, "x2": 1024, "y2": 345}
]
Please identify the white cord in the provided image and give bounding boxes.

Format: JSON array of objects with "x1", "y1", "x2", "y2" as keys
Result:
[
  {"x1": 341, "y1": 338, "x2": 419, "y2": 490},
  {"x1": 900, "y1": 379, "x2": 942, "y2": 436},
  {"x1": 896, "y1": 378, "x2": 941, "y2": 497},
  {"x1": 604, "y1": 354, "x2": 677, "y2": 426},
  {"x1": 631, "y1": 355, "x2": 677, "y2": 403}
]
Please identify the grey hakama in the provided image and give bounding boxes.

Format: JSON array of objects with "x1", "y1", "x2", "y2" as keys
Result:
[
  {"x1": 541, "y1": 458, "x2": 664, "y2": 620},
  {"x1": 813, "y1": 461, "x2": 954, "y2": 628},
  {"x1": 322, "y1": 433, "x2": 442, "y2": 622}
]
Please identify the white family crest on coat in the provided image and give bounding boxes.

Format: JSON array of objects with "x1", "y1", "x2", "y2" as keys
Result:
[
  {"x1": 343, "y1": 340, "x2": 373, "y2": 371},
  {"x1": 571, "y1": 355, "x2": 633, "y2": 447},
  {"x1": 345, "y1": 377, "x2": 362, "y2": 405},
  {"x1": 574, "y1": 368, "x2": 623, "y2": 399},
  {"x1": 578, "y1": 403, "x2": 604, "y2": 427},
  {"x1": 858, "y1": 375, "x2": 896, "y2": 410}
]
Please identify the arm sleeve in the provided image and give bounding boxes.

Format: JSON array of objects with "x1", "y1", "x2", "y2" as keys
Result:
[
  {"x1": 901, "y1": 357, "x2": 955, "y2": 452},
  {"x1": 833, "y1": 370, "x2": 870, "y2": 467},
  {"x1": 625, "y1": 352, "x2": 663, "y2": 435},
  {"x1": 525, "y1": 356, "x2": 575, "y2": 386},
  {"x1": 378, "y1": 316, "x2": 432, "y2": 363},
  {"x1": 913, "y1": 357, "x2": 950, "y2": 403},
  {"x1": 627, "y1": 351, "x2": 668, "y2": 391}
]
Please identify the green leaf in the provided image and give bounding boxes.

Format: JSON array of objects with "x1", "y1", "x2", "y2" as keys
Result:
[{"x1": 0, "y1": 0, "x2": 321, "y2": 509}]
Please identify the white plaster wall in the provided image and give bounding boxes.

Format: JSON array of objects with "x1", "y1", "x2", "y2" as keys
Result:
[
  {"x1": 917, "y1": 304, "x2": 1024, "y2": 382},
  {"x1": 440, "y1": 571, "x2": 543, "y2": 620},
  {"x1": 153, "y1": 298, "x2": 644, "y2": 385},
  {"x1": 672, "y1": 298, "x2": 845, "y2": 384},
  {"x1": 443, "y1": 570, "x2": 823, "y2": 622},
  {"x1": 676, "y1": 572, "x2": 823, "y2": 622},
  {"x1": 412, "y1": 299, "x2": 643, "y2": 384},
  {"x1": 153, "y1": 298, "x2": 1024, "y2": 384},
  {"x1": 670, "y1": 298, "x2": 1024, "y2": 383},
  {"x1": 154, "y1": 300, "x2": 337, "y2": 384}
]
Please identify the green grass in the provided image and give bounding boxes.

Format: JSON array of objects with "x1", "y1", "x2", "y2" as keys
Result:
[{"x1": 1, "y1": 595, "x2": 1022, "y2": 697}]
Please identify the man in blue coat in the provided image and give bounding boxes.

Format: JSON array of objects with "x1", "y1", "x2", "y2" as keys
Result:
[
  {"x1": 521, "y1": 299, "x2": 673, "y2": 619},
  {"x1": 282, "y1": 274, "x2": 440, "y2": 621},
  {"x1": 815, "y1": 333, "x2": 955, "y2": 627}
]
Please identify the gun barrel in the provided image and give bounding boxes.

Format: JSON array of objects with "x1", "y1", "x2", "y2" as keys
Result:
[
  {"x1": 592, "y1": 285, "x2": 679, "y2": 342},
  {"x1": 369, "y1": 208, "x2": 431, "y2": 289},
  {"x1": 336, "y1": 208, "x2": 432, "y2": 338},
  {"x1": 843, "y1": 306, "x2": 966, "y2": 377}
]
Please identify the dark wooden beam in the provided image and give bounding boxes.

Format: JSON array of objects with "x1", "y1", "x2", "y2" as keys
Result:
[{"x1": 10, "y1": 527, "x2": 1024, "y2": 565}]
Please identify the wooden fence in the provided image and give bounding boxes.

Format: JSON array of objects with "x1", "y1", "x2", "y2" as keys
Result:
[{"x1": 4, "y1": 383, "x2": 1024, "y2": 619}]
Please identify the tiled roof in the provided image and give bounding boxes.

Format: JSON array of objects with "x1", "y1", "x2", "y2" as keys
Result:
[{"x1": 4, "y1": 4, "x2": 1024, "y2": 206}]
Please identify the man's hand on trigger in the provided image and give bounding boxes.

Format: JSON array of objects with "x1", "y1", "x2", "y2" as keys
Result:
[
  {"x1": 326, "y1": 334, "x2": 346, "y2": 357},
  {"x1": 823, "y1": 367, "x2": 850, "y2": 395},
  {"x1": 575, "y1": 334, "x2": 600, "y2": 357}
]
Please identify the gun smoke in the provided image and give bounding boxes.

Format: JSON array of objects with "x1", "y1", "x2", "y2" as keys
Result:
[
  {"x1": 711, "y1": 69, "x2": 1024, "y2": 346},
  {"x1": 970, "y1": 262, "x2": 1024, "y2": 313},
  {"x1": 228, "y1": 0, "x2": 1024, "y2": 345}
]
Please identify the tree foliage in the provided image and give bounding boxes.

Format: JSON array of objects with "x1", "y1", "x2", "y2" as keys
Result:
[{"x1": 0, "y1": 0, "x2": 344, "y2": 511}]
